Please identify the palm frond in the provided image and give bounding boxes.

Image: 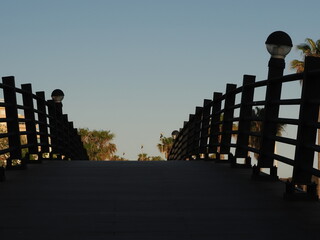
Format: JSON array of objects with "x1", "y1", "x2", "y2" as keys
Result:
[
  {"x1": 290, "y1": 59, "x2": 304, "y2": 73},
  {"x1": 296, "y1": 43, "x2": 311, "y2": 55},
  {"x1": 317, "y1": 40, "x2": 320, "y2": 54},
  {"x1": 306, "y1": 38, "x2": 317, "y2": 53}
]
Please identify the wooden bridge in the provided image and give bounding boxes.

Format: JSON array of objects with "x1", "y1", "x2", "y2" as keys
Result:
[
  {"x1": 1, "y1": 160, "x2": 320, "y2": 240},
  {"x1": 2, "y1": 31, "x2": 320, "y2": 239}
]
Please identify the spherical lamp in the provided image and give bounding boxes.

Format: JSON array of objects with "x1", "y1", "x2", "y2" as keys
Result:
[
  {"x1": 51, "y1": 89, "x2": 64, "y2": 103},
  {"x1": 265, "y1": 31, "x2": 293, "y2": 59},
  {"x1": 171, "y1": 130, "x2": 179, "y2": 140}
]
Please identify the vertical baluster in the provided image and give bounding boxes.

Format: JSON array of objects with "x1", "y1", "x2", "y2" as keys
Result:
[
  {"x1": 293, "y1": 57, "x2": 320, "y2": 186},
  {"x1": 21, "y1": 84, "x2": 38, "y2": 162},
  {"x1": 235, "y1": 75, "x2": 256, "y2": 167},
  {"x1": 2, "y1": 76, "x2": 22, "y2": 169},
  {"x1": 36, "y1": 91, "x2": 50, "y2": 159},
  {"x1": 220, "y1": 84, "x2": 237, "y2": 156},
  {"x1": 208, "y1": 92, "x2": 223, "y2": 160},
  {"x1": 199, "y1": 99, "x2": 212, "y2": 159}
]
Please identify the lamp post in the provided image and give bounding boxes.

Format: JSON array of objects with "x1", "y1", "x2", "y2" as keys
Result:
[
  {"x1": 265, "y1": 31, "x2": 292, "y2": 79},
  {"x1": 254, "y1": 31, "x2": 292, "y2": 179},
  {"x1": 169, "y1": 130, "x2": 179, "y2": 160},
  {"x1": 50, "y1": 89, "x2": 65, "y2": 159},
  {"x1": 266, "y1": 31, "x2": 292, "y2": 168}
]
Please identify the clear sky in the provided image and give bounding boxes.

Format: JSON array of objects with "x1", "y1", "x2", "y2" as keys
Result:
[{"x1": 0, "y1": 0, "x2": 319, "y2": 165}]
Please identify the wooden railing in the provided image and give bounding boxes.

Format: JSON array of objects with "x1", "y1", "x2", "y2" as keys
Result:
[
  {"x1": 0, "y1": 76, "x2": 88, "y2": 171},
  {"x1": 168, "y1": 57, "x2": 320, "y2": 199}
]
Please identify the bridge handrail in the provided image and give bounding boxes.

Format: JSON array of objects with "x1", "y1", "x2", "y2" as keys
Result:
[
  {"x1": 0, "y1": 76, "x2": 88, "y2": 169},
  {"x1": 168, "y1": 57, "x2": 320, "y2": 187}
]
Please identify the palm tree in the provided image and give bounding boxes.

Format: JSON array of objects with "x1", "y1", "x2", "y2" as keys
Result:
[
  {"x1": 291, "y1": 38, "x2": 320, "y2": 196},
  {"x1": 291, "y1": 38, "x2": 320, "y2": 73},
  {"x1": 78, "y1": 128, "x2": 117, "y2": 160},
  {"x1": 249, "y1": 107, "x2": 264, "y2": 160},
  {"x1": 249, "y1": 107, "x2": 286, "y2": 161},
  {"x1": 157, "y1": 136, "x2": 174, "y2": 160}
]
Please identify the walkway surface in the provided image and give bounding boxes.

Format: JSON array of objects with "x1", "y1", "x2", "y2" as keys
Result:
[{"x1": 1, "y1": 160, "x2": 320, "y2": 240}]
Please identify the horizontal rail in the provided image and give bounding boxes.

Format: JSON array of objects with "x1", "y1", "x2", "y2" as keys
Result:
[
  {"x1": 168, "y1": 57, "x2": 320, "y2": 192},
  {"x1": 0, "y1": 76, "x2": 88, "y2": 168}
]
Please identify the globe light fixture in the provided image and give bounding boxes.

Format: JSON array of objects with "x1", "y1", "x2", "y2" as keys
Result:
[
  {"x1": 265, "y1": 31, "x2": 293, "y2": 59},
  {"x1": 171, "y1": 130, "x2": 179, "y2": 140},
  {"x1": 265, "y1": 31, "x2": 293, "y2": 79},
  {"x1": 51, "y1": 89, "x2": 64, "y2": 103}
]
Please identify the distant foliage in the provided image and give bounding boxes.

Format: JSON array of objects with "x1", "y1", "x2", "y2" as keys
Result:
[
  {"x1": 0, "y1": 126, "x2": 9, "y2": 166},
  {"x1": 110, "y1": 155, "x2": 127, "y2": 161},
  {"x1": 137, "y1": 153, "x2": 163, "y2": 161},
  {"x1": 78, "y1": 128, "x2": 117, "y2": 161},
  {"x1": 249, "y1": 107, "x2": 286, "y2": 160},
  {"x1": 291, "y1": 38, "x2": 320, "y2": 73},
  {"x1": 0, "y1": 125, "x2": 29, "y2": 166},
  {"x1": 157, "y1": 136, "x2": 174, "y2": 160}
]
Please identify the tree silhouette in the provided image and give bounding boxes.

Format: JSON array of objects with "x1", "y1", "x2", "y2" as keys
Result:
[
  {"x1": 157, "y1": 136, "x2": 174, "y2": 160},
  {"x1": 78, "y1": 128, "x2": 117, "y2": 160}
]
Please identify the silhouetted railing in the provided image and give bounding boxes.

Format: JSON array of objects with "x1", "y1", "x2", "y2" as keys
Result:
[
  {"x1": 168, "y1": 57, "x2": 320, "y2": 199},
  {"x1": 0, "y1": 76, "x2": 88, "y2": 171}
]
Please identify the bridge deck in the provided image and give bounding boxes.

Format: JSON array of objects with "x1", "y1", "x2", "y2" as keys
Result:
[{"x1": 1, "y1": 160, "x2": 320, "y2": 240}]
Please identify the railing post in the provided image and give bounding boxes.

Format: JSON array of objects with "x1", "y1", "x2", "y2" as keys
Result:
[
  {"x1": 292, "y1": 57, "x2": 320, "y2": 186},
  {"x1": 55, "y1": 101, "x2": 63, "y2": 159},
  {"x1": 178, "y1": 122, "x2": 187, "y2": 160},
  {"x1": 186, "y1": 114, "x2": 195, "y2": 160},
  {"x1": 255, "y1": 71, "x2": 283, "y2": 179},
  {"x1": 176, "y1": 122, "x2": 185, "y2": 160},
  {"x1": 47, "y1": 100, "x2": 59, "y2": 159},
  {"x1": 193, "y1": 107, "x2": 203, "y2": 159},
  {"x1": 175, "y1": 131, "x2": 182, "y2": 160},
  {"x1": 168, "y1": 130, "x2": 180, "y2": 160},
  {"x1": 21, "y1": 84, "x2": 38, "y2": 162},
  {"x1": 68, "y1": 121, "x2": 75, "y2": 159},
  {"x1": 235, "y1": 75, "x2": 256, "y2": 167},
  {"x1": 220, "y1": 84, "x2": 237, "y2": 156},
  {"x1": 168, "y1": 137, "x2": 176, "y2": 160},
  {"x1": 199, "y1": 99, "x2": 212, "y2": 159},
  {"x1": 2, "y1": 76, "x2": 23, "y2": 169},
  {"x1": 72, "y1": 127, "x2": 79, "y2": 159},
  {"x1": 179, "y1": 122, "x2": 185, "y2": 159},
  {"x1": 36, "y1": 91, "x2": 50, "y2": 159},
  {"x1": 74, "y1": 128, "x2": 87, "y2": 160},
  {"x1": 208, "y1": 92, "x2": 223, "y2": 160},
  {"x1": 62, "y1": 114, "x2": 69, "y2": 159},
  {"x1": 181, "y1": 122, "x2": 187, "y2": 160}
]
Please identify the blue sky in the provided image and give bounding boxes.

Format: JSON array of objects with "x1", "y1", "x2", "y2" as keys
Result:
[{"x1": 0, "y1": 0, "x2": 319, "y2": 164}]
